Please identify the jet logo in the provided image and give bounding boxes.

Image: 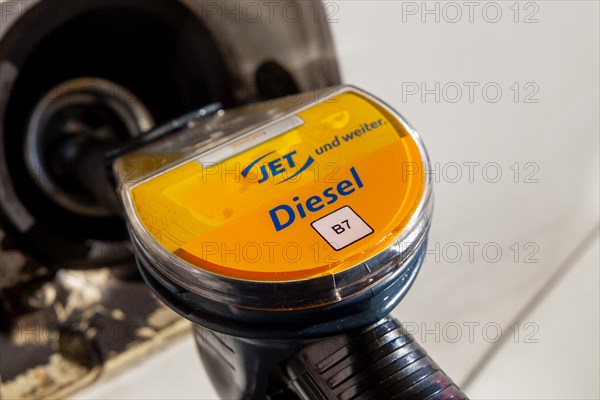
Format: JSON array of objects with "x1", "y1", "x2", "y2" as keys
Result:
[{"x1": 241, "y1": 150, "x2": 314, "y2": 184}]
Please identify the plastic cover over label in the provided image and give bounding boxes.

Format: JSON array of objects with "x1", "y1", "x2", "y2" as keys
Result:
[{"x1": 128, "y1": 91, "x2": 425, "y2": 281}]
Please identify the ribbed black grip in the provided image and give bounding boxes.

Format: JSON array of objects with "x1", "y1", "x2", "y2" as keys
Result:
[{"x1": 286, "y1": 317, "x2": 467, "y2": 400}]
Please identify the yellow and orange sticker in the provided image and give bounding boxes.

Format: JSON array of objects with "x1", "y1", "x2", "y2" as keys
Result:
[{"x1": 129, "y1": 91, "x2": 425, "y2": 281}]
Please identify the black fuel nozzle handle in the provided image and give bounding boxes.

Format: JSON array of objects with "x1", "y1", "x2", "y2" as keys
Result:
[
  {"x1": 193, "y1": 316, "x2": 467, "y2": 400},
  {"x1": 285, "y1": 317, "x2": 467, "y2": 400}
]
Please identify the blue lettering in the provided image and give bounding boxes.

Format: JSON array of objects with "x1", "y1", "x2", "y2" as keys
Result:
[
  {"x1": 268, "y1": 166, "x2": 364, "y2": 231},
  {"x1": 306, "y1": 196, "x2": 324, "y2": 212},
  {"x1": 323, "y1": 187, "x2": 338, "y2": 204},
  {"x1": 269, "y1": 204, "x2": 295, "y2": 231},
  {"x1": 269, "y1": 158, "x2": 285, "y2": 176},
  {"x1": 257, "y1": 165, "x2": 269, "y2": 183},
  {"x1": 337, "y1": 180, "x2": 355, "y2": 195}
]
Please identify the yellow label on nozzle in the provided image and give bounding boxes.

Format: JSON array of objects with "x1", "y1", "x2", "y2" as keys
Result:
[{"x1": 129, "y1": 91, "x2": 425, "y2": 281}]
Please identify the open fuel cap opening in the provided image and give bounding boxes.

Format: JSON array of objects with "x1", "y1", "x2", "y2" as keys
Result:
[{"x1": 119, "y1": 86, "x2": 432, "y2": 310}]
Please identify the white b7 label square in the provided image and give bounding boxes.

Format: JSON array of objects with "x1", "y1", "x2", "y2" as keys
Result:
[{"x1": 311, "y1": 206, "x2": 373, "y2": 251}]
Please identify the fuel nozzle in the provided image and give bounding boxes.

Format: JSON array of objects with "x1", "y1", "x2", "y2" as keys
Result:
[{"x1": 111, "y1": 86, "x2": 467, "y2": 399}]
